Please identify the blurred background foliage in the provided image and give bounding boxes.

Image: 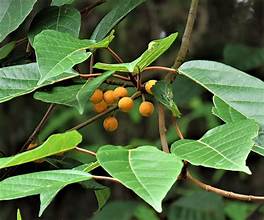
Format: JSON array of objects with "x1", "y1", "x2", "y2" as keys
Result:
[{"x1": 0, "y1": 0, "x2": 264, "y2": 219}]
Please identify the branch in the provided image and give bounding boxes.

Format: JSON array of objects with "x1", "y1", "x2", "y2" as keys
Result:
[
  {"x1": 143, "y1": 66, "x2": 177, "y2": 73},
  {"x1": 20, "y1": 104, "x2": 55, "y2": 152},
  {"x1": 158, "y1": 104, "x2": 169, "y2": 153},
  {"x1": 93, "y1": 175, "x2": 120, "y2": 184},
  {"x1": 187, "y1": 172, "x2": 264, "y2": 202},
  {"x1": 173, "y1": 0, "x2": 199, "y2": 69},
  {"x1": 75, "y1": 147, "x2": 96, "y2": 156}
]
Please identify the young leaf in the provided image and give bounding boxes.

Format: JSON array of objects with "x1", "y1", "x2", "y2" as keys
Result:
[
  {"x1": 97, "y1": 145, "x2": 183, "y2": 212},
  {"x1": 51, "y1": 0, "x2": 74, "y2": 6},
  {"x1": 171, "y1": 119, "x2": 258, "y2": 174},
  {"x1": 0, "y1": 63, "x2": 78, "y2": 103},
  {"x1": 28, "y1": 5, "x2": 81, "y2": 44},
  {"x1": 0, "y1": 170, "x2": 92, "y2": 216},
  {"x1": 212, "y1": 96, "x2": 246, "y2": 123},
  {"x1": 0, "y1": 130, "x2": 82, "y2": 169},
  {"x1": 94, "y1": 33, "x2": 178, "y2": 74},
  {"x1": 152, "y1": 80, "x2": 181, "y2": 117},
  {"x1": 91, "y1": 0, "x2": 146, "y2": 41},
  {"x1": 168, "y1": 191, "x2": 225, "y2": 220},
  {"x1": 179, "y1": 60, "x2": 264, "y2": 156},
  {"x1": 0, "y1": 0, "x2": 37, "y2": 42},
  {"x1": 95, "y1": 188, "x2": 111, "y2": 211},
  {"x1": 34, "y1": 71, "x2": 114, "y2": 114},
  {"x1": 33, "y1": 30, "x2": 114, "y2": 84},
  {"x1": 17, "y1": 209, "x2": 22, "y2": 220},
  {"x1": 0, "y1": 41, "x2": 15, "y2": 60}
]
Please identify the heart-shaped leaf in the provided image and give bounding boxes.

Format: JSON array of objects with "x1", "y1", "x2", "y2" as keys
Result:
[
  {"x1": 171, "y1": 119, "x2": 258, "y2": 174},
  {"x1": 97, "y1": 145, "x2": 183, "y2": 212}
]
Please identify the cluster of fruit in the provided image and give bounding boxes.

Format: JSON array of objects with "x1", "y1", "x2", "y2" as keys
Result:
[{"x1": 90, "y1": 80, "x2": 157, "y2": 132}]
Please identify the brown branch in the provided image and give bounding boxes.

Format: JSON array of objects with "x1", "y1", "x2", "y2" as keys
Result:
[
  {"x1": 92, "y1": 175, "x2": 120, "y2": 184},
  {"x1": 89, "y1": 54, "x2": 94, "y2": 74},
  {"x1": 172, "y1": 117, "x2": 184, "y2": 140},
  {"x1": 173, "y1": 0, "x2": 199, "y2": 69},
  {"x1": 75, "y1": 147, "x2": 96, "y2": 156},
  {"x1": 158, "y1": 104, "x2": 169, "y2": 153},
  {"x1": 143, "y1": 66, "x2": 177, "y2": 73},
  {"x1": 20, "y1": 104, "x2": 55, "y2": 152},
  {"x1": 187, "y1": 172, "x2": 264, "y2": 202}
]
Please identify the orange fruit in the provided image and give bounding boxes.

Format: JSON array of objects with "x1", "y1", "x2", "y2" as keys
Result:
[
  {"x1": 139, "y1": 101, "x2": 154, "y2": 117},
  {"x1": 145, "y1": 80, "x2": 157, "y2": 94},
  {"x1": 103, "y1": 90, "x2": 117, "y2": 104},
  {"x1": 118, "y1": 97, "x2": 134, "y2": 112},
  {"x1": 113, "y1": 87, "x2": 128, "y2": 99},
  {"x1": 94, "y1": 100, "x2": 108, "y2": 113},
  {"x1": 103, "y1": 116, "x2": 118, "y2": 132},
  {"x1": 90, "y1": 89, "x2": 103, "y2": 104}
]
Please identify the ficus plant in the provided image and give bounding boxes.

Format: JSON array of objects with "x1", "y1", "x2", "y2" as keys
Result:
[{"x1": 0, "y1": 0, "x2": 264, "y2": 219}]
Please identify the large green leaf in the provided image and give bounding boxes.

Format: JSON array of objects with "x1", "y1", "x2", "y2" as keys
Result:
[
  {"x1": 179, "y1": 60, "x2": 264, "y2": 156},
  {"x1": 97, "y1": 145, "x2": 183, "y2": 212},
  {"x1": 224, "y1": 44, "x2": 264, "y2": 71},
  {"x1": 0, "y1": 169, "x2": 92, "y2": 216},
  {"x1": 0, "y1": 0, "x2": 37, "y2": 42},
  {"x1": 171, "y1": 119, "x2": 258, "y2": 174},
  {"x1": 34, "y1": 71, "x2": 114, "y2": 114},
  {"x1": 33, "y1": 30, "x2": 114, "y2": 84},
  {"x1": 91, "y1": 0, "x2": 146, "y2": 41},
  {"x1": 28, "y1": 5, "x2": 81, "y2": 44},
  {"x1": 0, "y1": 41, "x2": 15, "y2": 60},
  {"x1": 94, "y1": 33, "x2": 178, "y2": 74},
  {"x1": 0, "y1": 63, "x2": 78, "y2": 103},
  {"x1": 0, "y1": 130, "x2": 82, "y2": 169},
  {"x1": 152, "y1": 80, "x2": 181, "y2": 117},
  {"x1": 168, "y1": 191, "x2": 225, "y2": 220}
]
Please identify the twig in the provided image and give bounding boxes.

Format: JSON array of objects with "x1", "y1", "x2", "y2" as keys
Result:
[
  {"x1": 187, "y1": 172, "x2": 264, "y2": 202},
  {"x1": 79, "y1": 73, "x2": 130, "y2": 81},
  {"x1": 106, "y1": 47, "x2": 138, "y2": 87},
  {"x1": 75, "y1": 147, "x2": 96, "y2": 156},
  {"x1": 20, "y1": 104, "x2": 55, "y2": 152},
  {"x1": 89, "y1": 54, "x2": 94, "y2": 74},
  {"x1": 143, "y1": 66, "x2": 177, "y2": 73},
  {"x1": 93, "y1": 175, "x2": 120, "y2": 184},
  {"x1": 173, "y1": 0, "x2": 199, "y2": 69},
  {"x1": 158, "y1": 104, "x2": 169, "y2": 153},
  {"x1": 172, "y1": 117, "x2": 184, "y2": 140}
]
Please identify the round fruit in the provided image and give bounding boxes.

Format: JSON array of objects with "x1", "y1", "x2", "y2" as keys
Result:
[
  {"x1": 103, "y1": 90, "x2": 117, "y2": 104},
  {"x1": 90, "y1": 89, "x2": 103, "y2": 104},
  {"x1": 139, "y1": 101, "x2": 154, "y2": 117},
  {"x1": 113, "y1": 87, "x2": 128, "y2": 99},
  {"x1": 103, "y1": 116, "x2": 118, "y2": 132},
  {"x1": 94, "y1": 100, "x2": 108, "y2": 113},
  {"x1": 118, "y1": 97, "x2": 134, "y2": 112},
  {"x1": 145, "y1": 80, "x2": 157, "y2": 94}
]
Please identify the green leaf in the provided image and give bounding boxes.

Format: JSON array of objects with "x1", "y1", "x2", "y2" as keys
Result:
[
  {"x1": 34, "y1": 71, "x2": 114, "y2": 114},
  {"x1": 212, "y1": 96, "x2": 246, "y2": 123},
  {"x1": 39, "y1": 188, "x2": 61, "y2": 217},
  {"x1": 17, "y1": 209, "x2": 22, "y2": 220},
  {"x1": 28, "y1": 5, "x2": 81, "y2": 44},
  {"x1": 171, "y1": 119, "x2": 258, "y2": 174},
  {"x1": 0, "y1": 130, "x2": 82, "y2": 169},
  {"x1": 0, "y1": 0, "x2": 37, "y2": 42},
  {"x1": 0, "y1": 41, "x2": 15, "y2": 60},
  {"x1": 224, "y1": 44, "x2": 264, "y2": 71},
  {"x1": 95, "y1": 188, "x2": 111, "y2": 211},
  {"x1": 168, "y1": 191, "x2": 225, "y2": 220},
  {"x1": 91, "y1": 0, "x2": 146, "y2": 41},
  {"x1": 51, "y1": 0, "x2": 74, "y2": 6},
  {"x1": 91, "y1": 201, "x2": 139, "y2": 220},
  {"x1": 97, "y1": 145, "x2": 183, "y2": 212},
  {"x1": 0, "y1": 169, "x2": 92, "y2": 216},
  {"x1": 33, "y1": 30, "x2": 114, "y2": 84},
  {"x1": 133, "y1": 204, "x2": 159, "y2": 220},
  {"x1": 179, "y1": 60, "x2": 264, "y2": 156},
  {"x1": 94, "y1": 33, "x2": 178, "y2": 74},
  {"x1": 152, "y1": 80, "x2": 181, "y2": 117},
  {"x1": 0, "y1": 63, "x2": 78, "y2": 103}
]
